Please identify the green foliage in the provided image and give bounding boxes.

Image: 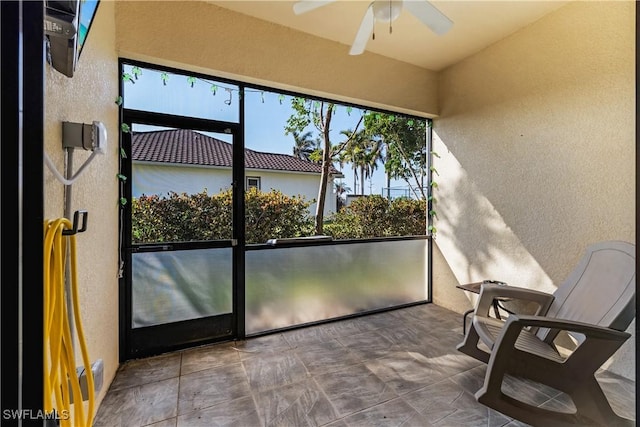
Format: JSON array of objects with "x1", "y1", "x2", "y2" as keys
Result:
[
  {"x1": 244, "y1": 187, "x2": 314, "y2": 243},
  {"x1": 131, "y1": 66, "x2": 142, "y2": 79},
  {"x1": 132, "y1": 190, "x2": 425, "y2": 243},
  {"x1": 122, "y1": 73, "x2": 135, "y2": 84},
  {"x1": 363, "y1": 113, "x2": 428, "y2": 198},
  {"x1": 324, "y1": 195, "x2": 426, "y2": 239},
  {"x1": 131, "y1": 188, "x2": 314, "y2": 244}
]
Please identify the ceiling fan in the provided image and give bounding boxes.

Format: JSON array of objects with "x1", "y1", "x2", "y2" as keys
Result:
[{"x1": 292, "y1": 0, "x2": 453, "y2": 56}]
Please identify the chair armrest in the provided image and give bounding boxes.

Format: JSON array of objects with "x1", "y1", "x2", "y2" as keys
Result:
[
  {"x1": 475, "y1": 284, "x2": 554, "y2": 319},
  {"x1": 492, "y1": 314, "x2": 630, "y2": 371},
  {"x1": 505, "y1": 315, "x2": 631, "y2": 341}
]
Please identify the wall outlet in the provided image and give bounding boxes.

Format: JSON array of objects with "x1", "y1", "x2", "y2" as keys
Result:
[{"x1": 69, "y1": 359, "x2": 104, "y2": 403}]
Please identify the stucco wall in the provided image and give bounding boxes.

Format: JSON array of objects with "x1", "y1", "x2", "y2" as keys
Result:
[
  {"x1": 44, "y1": 0, "x2": 120, "y2": 414},
  {"x1": 114, "y1": 1, "x2": 439, "y2": 118},
  {"x1": 432, "y1": 1, "x2": 635, "y2": 379}
]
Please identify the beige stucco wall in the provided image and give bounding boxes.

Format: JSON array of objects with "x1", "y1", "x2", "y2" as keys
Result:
[
  {"x1": 114, "y1": 1, "x2": 439, "y2": 118},
  {"x1": 432, "y1": 1, "x2": 635, "y2": 379},
  {"x1": 44, "y1": 0, "x2": 120, "y2": 414}
]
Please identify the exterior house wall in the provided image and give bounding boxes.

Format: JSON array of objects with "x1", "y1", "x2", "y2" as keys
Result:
[
  {"x1": 432, "y1": 1, "x2": 635, "y2": 379},
  {"x1": 44, "y1": 0, "x2": 120, "y2": 412},
  {"x1": 132, "y1": 164, "x2": 338, "y2": 217},
  {"x1": 255, "y1": 169, "x2": 339, "y2": 216}
]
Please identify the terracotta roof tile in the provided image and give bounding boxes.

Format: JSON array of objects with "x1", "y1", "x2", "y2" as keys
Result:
[{"x1": 132, "y1": 129, "x2": 340, "y2": 175}]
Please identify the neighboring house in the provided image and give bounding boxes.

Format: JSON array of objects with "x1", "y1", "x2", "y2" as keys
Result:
[{"x1": 131, "y1": 129, "x2": 343, "y2": 217}]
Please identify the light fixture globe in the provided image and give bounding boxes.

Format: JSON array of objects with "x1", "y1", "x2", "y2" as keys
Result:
[{"x1": 372, "y1": 0, "x2": 403, "y2": 22}]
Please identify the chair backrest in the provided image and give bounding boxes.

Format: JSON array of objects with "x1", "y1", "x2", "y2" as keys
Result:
[{"x1": 537, "y1": 240, "x2": 636, "y2": 343}]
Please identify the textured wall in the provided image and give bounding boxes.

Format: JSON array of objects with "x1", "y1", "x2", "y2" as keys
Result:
[
  {"x1": 114, "y1": 1, "x2": 439, "y2": 117},
  {"x1": 432, "y1": 1, "x2": 635, "y2": 379},
  {"x1": 44, "y1": 0, "x2": 120, "y2": 413}
]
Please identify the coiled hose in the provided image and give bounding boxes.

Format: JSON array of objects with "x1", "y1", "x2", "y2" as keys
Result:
[{"x1": 43, "y1": 218, "x2": 95, "y2": 427}]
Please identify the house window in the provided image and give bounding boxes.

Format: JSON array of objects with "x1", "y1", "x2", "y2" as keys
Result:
[{"x1": 246, "y1": 176, "x2": 261, "y2": 190}]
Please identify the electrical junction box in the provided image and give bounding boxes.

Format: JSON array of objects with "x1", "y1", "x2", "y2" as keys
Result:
[{"x1": 62, "y1": 121, "x2": 107, "y2": 154}]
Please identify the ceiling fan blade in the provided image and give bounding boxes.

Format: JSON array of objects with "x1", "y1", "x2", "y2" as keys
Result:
[
  {"x1": 293, "y1": 0, "x2": 336, "y2": 15},
  {"x1": 349, "y1": 4, "x2": 374, "y2": 56},
  {"x1": 403, "y1": 0, "x2": 453, "y2": 36}
]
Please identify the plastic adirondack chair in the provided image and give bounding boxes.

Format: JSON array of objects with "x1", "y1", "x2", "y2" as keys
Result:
[{"x1": 457, "y1": 240, "x2": 635, "y2": 426}]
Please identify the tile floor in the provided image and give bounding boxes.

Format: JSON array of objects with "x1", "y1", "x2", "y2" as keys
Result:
[{"x1": 94, "y1": 304, "x2": 635, "y2": 427}]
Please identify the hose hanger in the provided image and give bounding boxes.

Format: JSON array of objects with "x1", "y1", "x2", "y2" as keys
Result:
[{"x1": 62, "y1": 210, "x2": 88, "y2": 236}]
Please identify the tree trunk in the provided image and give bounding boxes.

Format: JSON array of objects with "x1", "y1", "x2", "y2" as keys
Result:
[
  {"x1": 386, "y1": 173, "x2": 391, "y2": 199},
  {"x1": 315, "y1": 154, "x2": 330, "y2": 235},
  {"x1": 314, "y1": 104, "x2": 334, "y2": 235},
  {"x1": 353, "y1": 169, "x2": 357, "y2": 197}
]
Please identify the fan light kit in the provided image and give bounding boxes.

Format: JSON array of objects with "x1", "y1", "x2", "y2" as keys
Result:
[{"x1": 293, "y1": 0, "x2": 453, "y2": 55}]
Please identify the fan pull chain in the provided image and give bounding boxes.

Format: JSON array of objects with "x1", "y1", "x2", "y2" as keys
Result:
[
  {"x1": 372, "y1": 11, "x2": 376, "y2": 40},
  {"x1": 389, "y1": 0, "x2": 393, "y2": 34}
]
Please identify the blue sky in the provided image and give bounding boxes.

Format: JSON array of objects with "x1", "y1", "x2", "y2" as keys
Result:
[{"x1": 123, "y1": 64, "x2": 406, "y2": 195}]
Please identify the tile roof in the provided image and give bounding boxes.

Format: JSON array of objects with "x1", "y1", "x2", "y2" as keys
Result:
[{"x1": 132, "y1": 129, "x2": 341, "y2": 175}]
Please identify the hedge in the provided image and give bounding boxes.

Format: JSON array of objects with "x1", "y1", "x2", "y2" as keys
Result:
[{"x1": 132, "y1": 190, "x2": 426, "y2": 244}]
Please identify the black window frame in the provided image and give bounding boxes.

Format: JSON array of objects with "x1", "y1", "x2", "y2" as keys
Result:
[{"x1": 117, "y1": 58, "x2": 435, "y2": 355}]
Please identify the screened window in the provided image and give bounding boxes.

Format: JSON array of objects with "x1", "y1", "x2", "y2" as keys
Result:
[
  {"x1": 121, "y1": 61, "x2": 432, "y2": 245},
  {"x1": 243, "y1": 89, "x2": 430, "y2": 241},
  {"x1": 122, "y1": 64, "x2": 239, "y2": 123}
]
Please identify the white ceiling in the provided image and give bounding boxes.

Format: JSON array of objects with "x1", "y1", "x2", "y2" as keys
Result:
[{"x1": 208, "y1": 0, "x2": 569, "y2": 71}]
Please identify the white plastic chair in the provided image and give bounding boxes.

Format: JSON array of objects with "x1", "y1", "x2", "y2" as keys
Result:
[{"x1": 457, "y1": 240, "x2": 635, "y2": 426}]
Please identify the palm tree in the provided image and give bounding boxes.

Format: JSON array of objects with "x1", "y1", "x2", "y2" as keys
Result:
[
  {"x1": 341, "y1": 130, "x2": 384, "y2": 195},
  {"x1": 334, "y1": 181, "x2": 351, "y2": 210},
  {"x1": 360, "y1": 139, "x2": 384, "y2": 195},
  {"x1": 339, "y1": 129, "x2": 366, "y2": 194},
  {"x1": 291, "y1": 130, "x2": 318, "y2": 161},
  {"x1": 334, "y1": 181, "x2": 351, "y2": 195}
]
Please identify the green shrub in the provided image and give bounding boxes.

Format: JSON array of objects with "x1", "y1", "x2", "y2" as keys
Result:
[
  {"x1": 132, "y1": 191, "x2": 425, "y2": 244},
  {"x1": 244, "y1": 187, "x2": 314, "y2": 243},
  {"x1": 324, "y1": 195, "x2": 426, "y2": 239},
  {"x1": 132, "y1": 188, "x2": 313, "y2": 244}
]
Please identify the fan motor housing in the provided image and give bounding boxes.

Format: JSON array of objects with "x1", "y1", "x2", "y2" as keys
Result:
[{"x1": 372, "y1": 0, "x2": 403, "y2": 22}]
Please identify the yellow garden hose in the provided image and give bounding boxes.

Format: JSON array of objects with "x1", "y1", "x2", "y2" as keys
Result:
[{"x1": 44, "y1": 218, "x2": 95, "y2": 427}]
